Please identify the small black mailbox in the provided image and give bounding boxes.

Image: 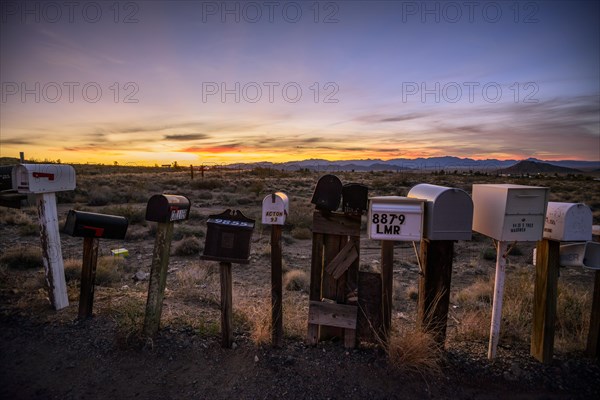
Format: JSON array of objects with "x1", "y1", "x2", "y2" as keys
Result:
[
  {"x1": 145, "y1": 194, "x2": 191, "y2": 223},
  {"x1": 64, "y1": 210, "x2": 129, "y2": 240},
  {"x1": 311, "y1": 174, "x2": 342, "y2": 211},
  {"x1": 202, "y1": 209, "x2": 255, "y2": 264},
  {"x1": 0, "y1": 166, "x2": 27, "y2": 209},
  {"x1": 342, "y1": 183, "x2": 368, "y2": 215},
  {"x1": 0, "y1": 165, "x2": 14, "y2": 192}
]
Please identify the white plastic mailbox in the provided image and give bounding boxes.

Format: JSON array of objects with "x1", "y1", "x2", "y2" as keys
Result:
[
  {"x1": 407, "y1": 183, "x2": 473, "y2": 241},
  {"x1": 262, "y1": 192, "x2": 289, "y2": 225},
  {"x1": 12, "y1": 164, "x2": 76, "y2": 193},
  {"x1": 543, "y1": 202, "x2": 592, "y2": 242},
  {"x1": 472, "y1": 184, "x2": 549, "y2": 242},
  {"x1": 368, "y1": 196, "x2": 425, "y2": 241}
]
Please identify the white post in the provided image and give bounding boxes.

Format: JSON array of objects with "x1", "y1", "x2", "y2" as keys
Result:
[
  {"x1": 488, "y1": 240, "x2": 509, "y2": 359},
  {"x1": 36, "y1": 192, "x2": 69, "y2": 310}
]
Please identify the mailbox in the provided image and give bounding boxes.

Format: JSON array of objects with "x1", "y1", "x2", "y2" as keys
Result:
[
  {"x1": 262, "y1": 192, "x2": 289, "y2": 225},
  {"x1": 64, "y1": 210, "x2": 128, "y2": 240},
  {"x1": 407, "y1": 183, "x2": 473, "y2": 241},
  {"x1": 543, "y1": 202, "x2": 592, "y2": 242},
  {"x1": 342, "y1": 183, "x2": 369, "y2": 215},
  {"x1": 145, "y1": 194, "x2": 191, "y2": 223},
  {"x1": 311, "y1": 174, "x2": 342, "y2": 211},
  {"x1": 533, "y1": 242, "x2": 600, "y2": 270},
  {"x1": 12, "y1": 164, "x2": 76, "y2": 193},
  {"x1": 368, "y1": 196, "x2": 425, "y2": 241},
  {"x1": 203, "y1": 209, "x2": 255, "y2": 264},
  {"x1": 0, "y1": 165, "x2": 14, "y2": 191},
  {"x1": 472, "y1": 184, "x2": 549, "y2": 242}
]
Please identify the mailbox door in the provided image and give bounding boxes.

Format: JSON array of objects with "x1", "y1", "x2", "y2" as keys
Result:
[
  {"x1": 429, "y1": 190, "x2": 473, "y2": 240},
  {"x1": 544, "y1": 202, "x2": 592, "y2": 242},
  {"x1": 0, "y1": 166, "x2": 13, "y2": 191},
  {"x1": 506, "y1": 188, "x2": 547, "y2": 214}
]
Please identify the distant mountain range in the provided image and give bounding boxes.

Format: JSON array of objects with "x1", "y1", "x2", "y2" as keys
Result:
[
  {"x1": 498, "y1": 160, "x2": 582, "y2": 174},
  {"x1": 230, "y1": 157, "x2": 599, "y2": 172}
]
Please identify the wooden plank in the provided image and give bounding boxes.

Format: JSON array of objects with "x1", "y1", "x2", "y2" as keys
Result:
[
  {"x1": 308, "y1": 301, "x2": 357, "y2": 329},
  {"x1": 220, "y1": 261, "x2": 233, "y2": 348},
  {"x1": 325, "y1": 240, "x2": 358, "y2": 279},
  {"x1": 417, "y1": 240, "x2": 454, "y2": 347},
  {"x1": 271, "y1": 225, "x2": 283, "y2": 348},
  {"x1": 78, "y1": 237, "x2": 99, "y2": 319},
  {"x1": 321, "y1": 234, "x2": 345, "y2": 339},
  {"x1": 307, "y1": 232, "x2": 324, "y2": 345},
  {"x1": 357, "y1": 271, "x2": 383, "y2": 343},
  {"x1": 142, "y1": 222, "x2": 174, "y2": 337},
  {"x1": 587, "y1": 229, "x2": 600, "y2": 360},
  {"x1": 381, "y1": 240, "x2": 394, "y2": 340},
  {"x1": 488, "y1": 241, "x2": 509, "y2": 360},
  {"x1": 312, "y1": 211, "x2": 361, "y2": 236},
  {"x1": 531, "y1": 239, "x2": 560, "y2": 363},
  {"x1": 344, "y1": 236, "x2": 360, "y2": 348}
]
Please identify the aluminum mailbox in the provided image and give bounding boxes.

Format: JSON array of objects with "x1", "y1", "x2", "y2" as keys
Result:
[
  {"x1": 64, "y1": 210, "x2": 129, "y2": 240},
  {"x1": 407, "y1": 184, "x2": 473, "y2": 241},
  {"x1": 342, "y1": 183, "x2": 369, "y2": 215},
  {"x1": 543, "y1": 202, "x2": 592, "y2": 242},
  {"x1": 262, "y1": 192, "x2": 289, "y2": 225},
  {"x1": 145, "y1": 194, "x2": 191, "y2": 223},
  {"x1": 472, "y1": 184, "x2": 549, "y2": 242},
  {"x1": 203, "y1": 209, "x2": 255, "y2": 264},
  {"x1": 12, "y1": 164, "x2": 76, "y2": 193},
  {"x1": 368, "y1": 196, "x2": 425, "y2": 241},
  {"x1": 311, "y1": 174, "x2": 342, "y2": 212}
]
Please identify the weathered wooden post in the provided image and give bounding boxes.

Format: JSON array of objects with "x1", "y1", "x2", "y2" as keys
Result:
[
  {"x1": 63, "y1": 210, "x2": 129, "y2": 319},
  {"x1": 262, "y1": 192, "x2": 290, "y2": 347},
  {"x1": 202, "y1": 209, "x2": 255, "y2": 348},
  {"x1": 190, "y1": 165, "x2": 194, "y2": 180},
  {"x1": 588, "y1": 225, "x2": 600, "y2": 360},
  {"x1": 13, "y1": 164, "x2": 76, "y2": 310},
  {"x1": 407, "y1": 184, "x2": 473, "y2": 346},
  {"x1": 143, "y1": 194, "x2": 191, "y2": 337},
  {"x1": 368, "y1": 196, "x2": 425, "y2": 342},
  {"x1": 472, "y1": 184, "x2": 549, "y2": 360}
]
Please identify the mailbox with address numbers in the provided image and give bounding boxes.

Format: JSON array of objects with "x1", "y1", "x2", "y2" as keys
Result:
[
  {"x1": 145, "y1": 194, "x2": 191, "y2": 223},
  {"x1": 543, "y1": 202, "x2": 592, "y2": 242},
  {"x1": 203, "y1": 209, "x2": 255, "y2": 264},
  {"x1": 368, "y1": 196, "x2": 425, "y2": 241},
  {"x1": 64, "y1": 210, "x2": 129, "y2": 240},
  {"x1": 262, "y1": 192, "x2": 289, "y2": 225},
  {"x1": 12, "y1": 163, "x2": 76, "y2": 193},
  {"x1": 342, "y1": 183, "x2": 369, "y2": 215}
]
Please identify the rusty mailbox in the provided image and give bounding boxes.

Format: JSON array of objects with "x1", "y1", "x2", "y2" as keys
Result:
[
  {"x1": 543, "y1": 202, "x2": 592, "y2": 242},
  {"x1": 342, "y1": 183, "x2": 369, "y2": 215},
  {"x1": 64, "y1": 210, "x2": 129, "y2": 240},
  {"x1": 262, "y1": 192, "x2": 289, "y2": 225},
  {"x1": 145, "y1": 194, "x2": 191, "y2": 223},
  {"x1": 12, "y1": 164, "x2": 76, "y2": 193},
  {"x1": 407, "y1": 183, "x2": 473, "y2": 241},
  {"x1": 203, "y1": 209, "x2": 255, "y2": 264},
  {"x1": 311, "y1": 174, "x2": 342, "y2": 212}
]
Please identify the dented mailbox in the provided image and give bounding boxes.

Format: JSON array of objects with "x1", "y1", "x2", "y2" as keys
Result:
[
  {"x1": 407, "y1": 183, "x2": 473, "y2": 241},
  {"x1": 145, "y1": 194, "x2": 191, "y2": 223},
  {"x1": 472, "y1": 184, "x2": 549, "y2": 242},
  {"x1": 342, "y1": 183, "x2": 369, "y2": 215},
  {"x1": 64, "y1": 210, "x2": 128, "y2": 240},
  {"x1": 311, "y1": 174, "x2": 342, "y2": 212},
  {"x1": 368, "y1": 196, "x2": 425, "y2": 241},
  {"x1": 262, "y1": 192, "x2": 289, "y2": 225},
  {"x1": 203, "y1": 209, "x2": 255, "y2": 264},
  {"x1": 543, "y1": 202, "x2": 592, "y2": 242},
  {"x1": 12, "y1": 164, "x2": 76, "y2": 193}
]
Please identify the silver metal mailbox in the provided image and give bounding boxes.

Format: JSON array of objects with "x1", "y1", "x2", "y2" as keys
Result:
[
  {"x1": 262, "y1": 192, "x2": 289, "y2": 225},
  {"x1": 12, "y1": 164, "x2": 76, "y2": 194},
  {"x1": 407, "y1": 183, "x2": 473, "y2": 241},
  {"x1": 368, "y1": 196, "x2": 425, "y2": 241},
  {"x1": 472, "y1": 184, "x2": 549, "y2": 242},
  {"x1": 543, "y1": 202, "x2": 592, "y2": 242}
]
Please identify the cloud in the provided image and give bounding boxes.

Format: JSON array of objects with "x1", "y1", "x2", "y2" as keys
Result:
[{"x1": 164, "y1": 133, "x2": 210, "y2": 141}]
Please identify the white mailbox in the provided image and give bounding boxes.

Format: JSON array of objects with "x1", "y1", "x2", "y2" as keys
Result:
[
  {"x1": 472, "y1": 184, "x2": 549, "y2": 242},
  {"x1": 262, "y1": 192, "x2": 289, "y2": 225},
  {"x1": 368, "y1": 196, "x2": 425, "y2": 241},
  {"x1": 543, "y1": 202, "x2": 592, "y2": 242},
  {"x1": 12, "y1": 164, "x2": 76, "y2": 194},
  {"x1": 407, "y1": 183, "x2": 473, "y2": 241}
]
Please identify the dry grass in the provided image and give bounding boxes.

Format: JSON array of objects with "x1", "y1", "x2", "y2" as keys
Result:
[
  {"x1": 385, "y1": 328, "x2": 443, "y2": 376},
  {"x1": 173, "y1": 236, "x2": 202, "y2": 256},
  {"x1": 0, "y1": 246, "x2": 43, "y2": 270},
  {"x1": 61, "y1": 256, "x2": 124, "y2": 287},
  {"x1": 284, "y1": 270, "x2": 310, "y2": 292}
]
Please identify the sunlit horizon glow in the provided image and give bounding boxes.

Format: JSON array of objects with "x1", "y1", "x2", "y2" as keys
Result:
[{"x1": 1, "y1": 1, "x2": 598, "y2": 165}]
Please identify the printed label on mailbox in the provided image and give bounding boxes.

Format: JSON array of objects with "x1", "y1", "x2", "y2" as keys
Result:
[
  {"x1": 170, "y1": 209, "x2": 188, "y2": 221},
  {"x1": 369, "y1": 210, "x2": 422, "y2": 241}
]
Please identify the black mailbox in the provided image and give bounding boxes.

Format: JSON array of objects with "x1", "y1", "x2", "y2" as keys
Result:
[
  {"x1": 311, "y1": 174, "x2": 342, "y2": 211},
  {"x1": 64, "y1": 210, "x2": 129, "y2": 239},
  {"x1": 342, "y1": 183, "x2": 369, "y2": 215},
  {"x1": 145, "y1": 194, "x2": 191, "y2": 223},
  {"x1": 0, "y1": 166, "x2": 13, "y2": 191},
  {"x1": 0, "y1": 165, "x2": 27, "y2": 209},
  {"x1": 202, "y1": 209, "x2": 255, "y2": 264}
]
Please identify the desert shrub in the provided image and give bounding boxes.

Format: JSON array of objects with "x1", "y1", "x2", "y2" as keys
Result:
[
  {"x1": 284, "y1": 270, "x2": 309, "y2": 292},
  {"x1": 386, "y1": 328, "x2": 443, "y2": 376},
  {"x1": 508, "y1": 244, "x2": 523, "y2": 256},
  {"x1": 196, "y1": 190, "x2": 213, "y2": 200},
  {"x1": 237, "y1": 299, "x2": 271, "y2": 346},
  {"x1": 191, "y1": 178, "x2": 223, "y2": 190},
  {"x1": 174, "y1": 237, "x2": 202, "y2": 256},
  {"x1": 0, "y1": 208, "x2": 34, "y2": 226},
  {"x1": 555, "y1": 284, "x2": 590, "y2": 352},
  {"x1": 87, "y1": 185, "x2": 118, "y2": 206},
  {"x1": 172, "y1": 225, "x2": 204, "y2": 240},
  {"x1": 100, "y1": 205, "x2": 145, "y2": 225},
  {"x1": 481, "y1": 247, "x2": 496, "y2": 261},
  {"x1": 63, "y1": 258, "x2": 82, "y2": 282},
  {"x1": 291, "y1": 227, "x2": 311, "y2": 240},
  {"x1": 18, "y1": 222, "x2": 39, "y2": 236},
  {"x1": 95, "y1": 256, "x2": 124, "y2": 286},
  {"x1": 0, "y1": 246, "x2": 42, "y2": 269}
]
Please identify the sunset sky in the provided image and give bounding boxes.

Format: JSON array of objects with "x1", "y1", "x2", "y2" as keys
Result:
[{"x1": 1, "y1": 0, "x2": 598, "y2": 165}]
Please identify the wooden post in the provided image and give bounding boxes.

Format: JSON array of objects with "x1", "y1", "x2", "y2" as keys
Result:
[
  {"x1": 531, "y1": 239, "x2": 560, "y2": 363},
  {"x1": 36, "y1": 193, "x2": 69, "y2": 310},
  {"x1": 307, "y1": 233, "x2": 324, "y2": 345},
  {"x1": 142, "y1": 222, "x2": 174, "y2": 337},
  {"x1": 488, "y1": 240, "x2": 509, "y2": 359},
  {"x1": 271, "y1": 225, "x2": 283, "y2": 347},
  {"x1": 417, "y1": 239, "x2": 454, "y2": 346},
  {"x1": 19, "y1": 152, "x2": 25, "y2": 163},
  {"x1": 381, "y1": 240, "x2": 394, "y2": 339},
  {"x1": 201, "y1": 165, "x2": 205, "y2": 178},
  {"x1": 190, "y1": 164, "x2": 194, "y2": 180},
  {"x1": 78, "y1": 237, "x2": 100, "y2": 319},
  {"x1": 220, "y1": 261, "x2": 233, "y2": 348},
  {"x1": 587, "y1": 227, "x2": 600, "y2": 359}
]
